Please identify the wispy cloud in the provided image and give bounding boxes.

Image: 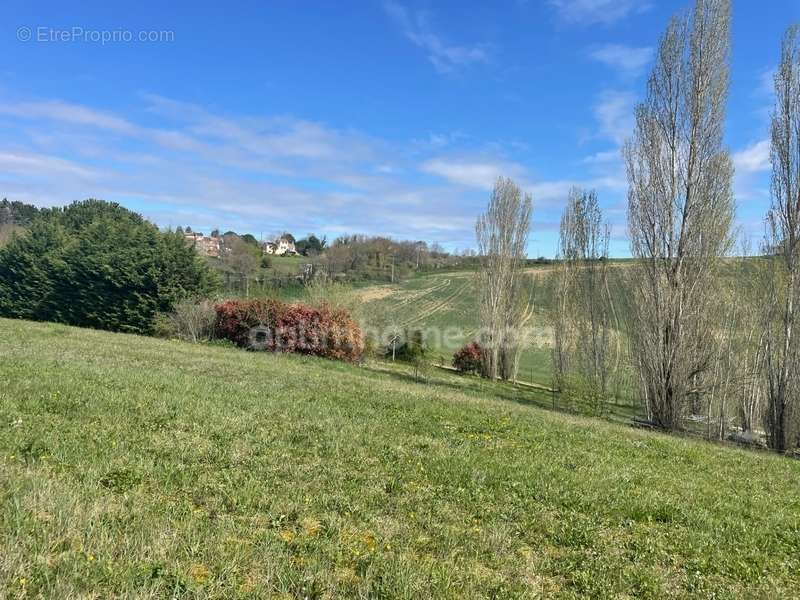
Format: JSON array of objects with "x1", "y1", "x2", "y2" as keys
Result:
[
  {"x1": 593, "y1": 90, "x2": 636, "y2": 146},
  {"x1": 141, "y1": 93, "x2": 376, "y2": 163},
  {"x1": 582, "y1": 149, "x2": 621, "y2": 164},
  {"x1": 758, "y1": 67, "x2": 777, "y2": 96},
  {"x1": 0, "y1": 91, "x2": 633, "y2": 253},
  {"x1": 549, "y1": 0, "x2": 652, "y2": 26},
  {"x1": 589, "y1": 44, "x2": 653, "y2": 77},
  {"x1": 420, "y1": 155, "x2": 626, "y2": 213},
  {"x1": 0, "y1": 100, "x2": 137, "y2": 134},
  {"x1": 733, "y1": 139, "x2": 771, "y2": 175},
  {"x1": 0, "y1": 150, "x2": 103, "y2": 180},
  {"x1": 383, "y1": 1, "x2": 489, "y2": 73},
  {"x1": 421, "y1": 158, "x2": 525, "y2": 189},
  {"x1": 0, "y1": 93, "x2": 493, "y2": 246}
]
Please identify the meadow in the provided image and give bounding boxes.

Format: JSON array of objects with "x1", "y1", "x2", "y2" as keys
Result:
[
  {"x1": 2, "y1": 317, "x2": 799, "y2": 598},
  {"x1": 328, "y1": 267, "x2": 558, "y2": 386},
  {"x1": 335, "y1": 266, "x2": 636, "y2": 416}
]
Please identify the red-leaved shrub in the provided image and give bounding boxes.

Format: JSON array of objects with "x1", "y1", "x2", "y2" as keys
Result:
[
  {"x1": 214, "y1": 299, "x2": 283, "y2": 347},
  {"x1": 453, "y1": 341, "x2": 484, "y2": 374},
  {"x1": 214, "y1": 299, "x2": 363, "y2": 362}
]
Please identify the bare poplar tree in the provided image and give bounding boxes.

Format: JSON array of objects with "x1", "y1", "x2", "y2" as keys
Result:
[
  {"x1": 552, "y1": 188, "x2": 614, "y2": 409},
  {"x1": 552, "y1": 248, "x2": 573, "y2": 391},
  {"x1": 732, "y1": 239, "x2": 768, "y2": 438},
  {"x1": 476, "y1": 177, "x2": 533, "y2": 380},
  {"x1": 624, "y1": 0, "x2": 734, "y2": 430},
  {"x1": 763, "y1": 25, "x2": 800, "y2": 452}
]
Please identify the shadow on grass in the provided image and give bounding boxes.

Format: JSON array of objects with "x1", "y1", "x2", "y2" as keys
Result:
[{"x1": 364, "y1": 360, "x2": 642, "y2": 425}]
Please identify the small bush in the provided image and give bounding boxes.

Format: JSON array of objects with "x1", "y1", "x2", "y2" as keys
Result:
[
  {"x1": 386, "y1": 330, "x2": 430, "y2": 381},
  {"x1": 388, "y1": 330, "x2": 426, "y2": 361},
  {"x1": 453, "y1": 342, "x2": 483, "y2": 374},
  {"x1": 214, "y1": 298, "x2": 363, "y2": 362},
  {"x1": 169, "y1": 299, "x2": 216, "y2": 342},
  {"x1": 559, "y1": 375, "x2": 608, "y2": 418},
  {"x1": 152, "y1": 313, "x2": 177, "y2": 339}
]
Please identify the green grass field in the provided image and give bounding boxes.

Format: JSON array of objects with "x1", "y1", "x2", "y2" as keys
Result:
[
  {"x1": 266, "y1": 255, "x2": 307, "y2": 276},
  {"x1": 353, "y1": 267, "x2": 575, "y2": 388},
  {"x1": 1, "y1": 318, "x2": 799, "y2": 598}
]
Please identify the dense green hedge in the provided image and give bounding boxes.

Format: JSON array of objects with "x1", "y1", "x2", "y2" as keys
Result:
[{"x1": 0, "y1": 199, "x2": 218, "y2": 334}]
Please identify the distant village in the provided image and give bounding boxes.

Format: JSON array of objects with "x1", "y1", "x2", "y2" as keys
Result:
[{"x1": 182, "y1": 230, "x2": 297, "y2": 258}]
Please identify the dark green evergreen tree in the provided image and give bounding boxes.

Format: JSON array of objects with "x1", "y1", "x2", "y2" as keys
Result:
[{"x1": 0, "y1": 199, "x2": 218, "y2": 334}]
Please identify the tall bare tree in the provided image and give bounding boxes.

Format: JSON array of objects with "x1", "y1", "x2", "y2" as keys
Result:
[
  {"x1": 552, "y1": 188, "x2": 614, "y2": 407},
  {"x1": 476, "y1": 177, "x2": 533, "y2": 380},
  {"x1": 763, "y1": 25, "x2": 800, "y2": 452},
  {"x1": 624, "y1": 0, "x2": 734, "y2": 430},
  {"x1": 730, "y1": 240, "x2": 768, "y2": 438}
]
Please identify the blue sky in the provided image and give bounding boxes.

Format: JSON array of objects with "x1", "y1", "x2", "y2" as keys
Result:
[{"x1": 1, "y1": 0, "x2": 798, "y2": 256}]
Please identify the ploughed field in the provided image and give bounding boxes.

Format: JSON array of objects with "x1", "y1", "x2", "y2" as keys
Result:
[{"x1": 1, "y1": 318, "x2": 798, "y2": 598}]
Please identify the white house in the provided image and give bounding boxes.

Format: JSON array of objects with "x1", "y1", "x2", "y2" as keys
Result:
[{"x1": 262, "y1": 236, "x2": 297, "y2": 256}]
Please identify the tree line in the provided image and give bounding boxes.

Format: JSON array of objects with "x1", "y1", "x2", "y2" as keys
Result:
[{"x1": 321, "y1": 235, "x2": 451, "y2": 282}]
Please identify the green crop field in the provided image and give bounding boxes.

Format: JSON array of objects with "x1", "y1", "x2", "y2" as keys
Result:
[
  {"x1": 2, "y1": 318, "x2": 799, "y2": 598},
  {"x1": 355, "y1": 267, "x2": 560, "y2": 387}
]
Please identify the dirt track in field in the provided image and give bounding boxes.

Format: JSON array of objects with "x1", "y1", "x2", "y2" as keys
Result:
[
  {"x1": 357, "y1": 286, "x2": 396, "y2": 302},
  {"x1": 401, "y1": 278, "x2": 473, "y2": 327}
]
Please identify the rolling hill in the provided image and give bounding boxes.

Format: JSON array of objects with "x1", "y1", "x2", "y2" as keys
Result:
[{"x1": 1, "y1": 317, "x2": 798, "y2": 598}]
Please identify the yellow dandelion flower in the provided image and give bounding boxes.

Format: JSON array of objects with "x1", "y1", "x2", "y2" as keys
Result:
[
  {"x1": 189, "y1": 563, "x2": 211, "y2": 584},
  {"x1": 362, "y1": 532, "x2": 377, "y2": 551},
  {"x1": 301, "y1": 517, "x2": 322, "y2": 537},
  {"x1": 279, "y1": 529, "x2": 296, "y2": 543}
]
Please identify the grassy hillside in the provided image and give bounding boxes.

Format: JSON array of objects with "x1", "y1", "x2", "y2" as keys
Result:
[
  {"x1": 1, "y1": 318, "x2": 799, "y2": 598},
  {"x1": 354, "y1": 267, "x2": 559, "y2": 386}
]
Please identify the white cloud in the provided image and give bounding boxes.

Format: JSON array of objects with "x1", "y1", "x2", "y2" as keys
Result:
[
  {"x1": 733, "y1": 139, "x2": 770, "y2": 175},
  {"x1": 143, "y1": 93, "x2": 377, "y2": 164},
  {"x1": 0, "y1": 100, "x2": 137, "y2": 134},
  {"x1": 0, "y1": 151, "x2": 102, "y2": 180},
  {"x1": 383, "y1": 1, "x2": 489, "y2": 73},
  {"x1": 589, "y1": 44, "x2": 652, "y2": 77},
  {"x1": 527, "y1": 180, "x2": 575, "y2": 204},
  {"x1": 0, "y1": 92, "x2": 634, "y2": 253},
  {"x1": 593, "y1": 90, "x2": 635, "y2": 146},
  {"x1": 2, "y1": 95, "x2": 378, "y2": 172},
  {"x1": 420, "y1": 155, "x2": 627, "y2": 218},
  {"x1": 733, "y1": 139, "x2": 771, "y2": 204},
  {"x1": 421, "y1": 158, "x2": 524, "y2": 189},
  {"x1": 582, "y1": 149, "x2": 620, "y2": 164},
  {"x1": 0, "y1": 93, "x2": 498, "y2": 245},
  {"x1": 758, "y1": 68, "x2": 776, "y2": 96},
  {"x1": 549, "y1": 0, "x2": 652, "y2": 25}
]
